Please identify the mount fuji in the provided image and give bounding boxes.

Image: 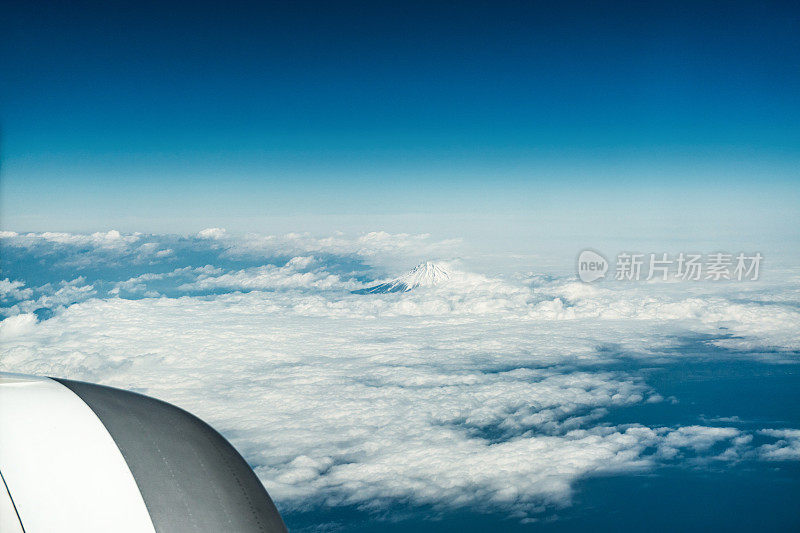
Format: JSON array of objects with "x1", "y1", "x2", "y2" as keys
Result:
[{"x1": 353, "y1": 261, "x2": 451, "y2": 294}]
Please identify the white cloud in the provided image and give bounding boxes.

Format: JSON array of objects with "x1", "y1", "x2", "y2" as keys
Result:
[
  {"x1": 32, "y1": 230, "x2": 139, "y2": 248},
  {"x1": 3, "y1": 278, "x2": 96, "y2": 316},
  {"x1": 0, "y1": 279, "x2": 33, "y2": 301},
  {"x1": 218, "y1": 231, "x2": 462, "y2": 267},
  {"x1": 758, "y1": 429, "x2": 800, "y2": 461},
  {"x1": 527, "y1": 280, "x2": 800, "y2": 353},
  {"x1": 1, "y1": 285, "x2": 795, "y2": 517},
  {"x1": 198, "y1": 227, "x2": 227, "y2": 239},
  {"x1": 656, "y1": 425, "x2": 742, "y2": 460},
  {"x1": 179, "y1": 257, "x2": 358, "y2": 292},
  {"x1": 0, "y1": 230, "x2": 461, "y2": 277},
  {"x1": 2, "y1": 230, "x2": 800, "y2": 520},
  {"x1": 0, "y1": 313, "x2": 37, "y2": 340}
]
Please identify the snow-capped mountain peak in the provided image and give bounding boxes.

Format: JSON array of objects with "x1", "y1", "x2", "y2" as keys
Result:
[
  {"x1": 353, "y1": 261, "x2": 451, "y2": 294},
  {"x1": 404, "y1": 261, "x2": 451, "y2": 287}
]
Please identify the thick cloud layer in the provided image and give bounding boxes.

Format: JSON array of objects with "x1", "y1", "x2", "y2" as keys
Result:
[{"x1": 1, "y1": 230, "x2": 799, "y2": 520}]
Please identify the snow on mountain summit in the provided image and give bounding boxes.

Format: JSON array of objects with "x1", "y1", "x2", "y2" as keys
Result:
[
  {"x1": 403, "y1": 261, "x2": 451, "y2": 287},
  {"x1": 353, "y1": 261, "x2": 451, "y2": 294}
]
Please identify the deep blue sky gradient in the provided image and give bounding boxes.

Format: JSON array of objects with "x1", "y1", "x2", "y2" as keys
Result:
[{"x1": 2, "y1": 1, "x2": 799, "y2": 237}]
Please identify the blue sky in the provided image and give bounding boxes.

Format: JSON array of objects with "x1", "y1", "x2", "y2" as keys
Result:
[{"x1": 2, "y1": 1, "x2": 799, "y2": 247}]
